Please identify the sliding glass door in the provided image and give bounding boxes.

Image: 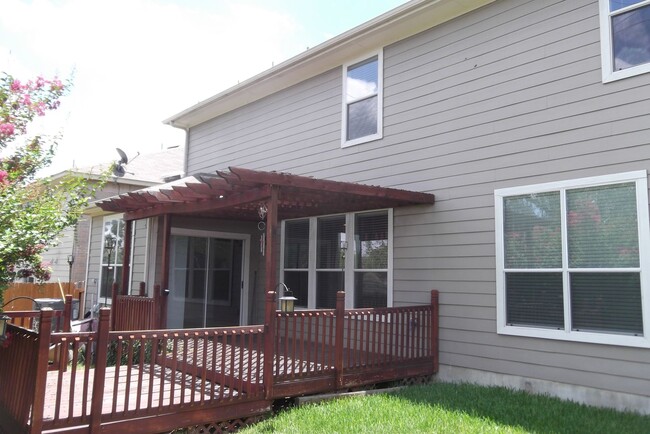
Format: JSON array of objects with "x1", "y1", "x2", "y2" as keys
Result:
[{"x1": 168, "y1": 233, "x2": 245, "y2": 328}]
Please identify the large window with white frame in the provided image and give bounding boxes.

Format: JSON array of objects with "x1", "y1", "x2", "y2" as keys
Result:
[
  {"x1": 99, "y1": 216, "x2": 125, "y2": 303},
  {"x1": 342, "y1": 51, "x2": 383, "y2": 147},
  {"x1": 282, "y1": 209, "x2": 392, "y2": 309},
  {"x1": 494, "y1": 171, "x2": 650, "y2": 348},
  {"x1": 599, "y1": 0, "x2": 650, "y2": 82}
]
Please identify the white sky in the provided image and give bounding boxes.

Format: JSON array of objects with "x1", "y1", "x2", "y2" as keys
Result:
[{"x1": 0, "y1": 0, "x2": 406, "y2": 175}]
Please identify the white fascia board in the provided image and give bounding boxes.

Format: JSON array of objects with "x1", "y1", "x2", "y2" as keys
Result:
[{"x1": 164, "y1": 0, "x2": 495, "y2": 129}]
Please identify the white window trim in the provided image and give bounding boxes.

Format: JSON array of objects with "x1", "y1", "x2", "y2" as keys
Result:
[
  {"x1": 99, "y1": 214, "x2": 128, "y2": 304},
  {"x1": 599, "y1": 0, "x2": 650, "y2": 83},
  {"x1": 341, "y1": 50, "x2": 384, "y2": 148},
  {"x1": 280, "y1": 209, "x2": 393, "y2": 309},
  {"x1": 169, "y1": 227, "x2": 251, "y2": 326},
  {"x1": 494, "y1": 171, "x2": 650, "y2": 348}
]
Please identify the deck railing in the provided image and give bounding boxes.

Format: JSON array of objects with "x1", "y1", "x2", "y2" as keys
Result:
[
  {"x1": 111, "y1": 284, "x2": 167, "y2": 331},
  {"x1": 42, "y1": 312, "x2": 268, "y2": 432},
  {"x1": 274, "y1": 309, "x2": 337, "y2": 380},
  {"x1": 0, "y1": 289, "x2": 439, "y2": 433},
  {"x1": 0, "y1": 326, "x2": 42, "y2": 432},
  {"x1": 272, "y1": 290, "x2": 439, "y2": 396}
]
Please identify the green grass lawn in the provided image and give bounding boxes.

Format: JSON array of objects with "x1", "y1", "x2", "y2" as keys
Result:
[{"x1": 241, "y1": 382, "x2": 650, "y2": 433}]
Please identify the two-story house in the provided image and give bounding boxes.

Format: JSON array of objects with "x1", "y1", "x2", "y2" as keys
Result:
[{"x1": 98, "y1": 0, "x2": 650, "y2": 414}]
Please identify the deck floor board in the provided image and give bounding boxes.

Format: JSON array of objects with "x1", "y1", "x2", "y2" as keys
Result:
[{"x1": 42, "y1": 339, "x2": 328, "y2": 422}]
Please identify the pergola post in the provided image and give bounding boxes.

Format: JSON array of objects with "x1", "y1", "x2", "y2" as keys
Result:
[
  {"x1": 263, "y1": 185, "x2": 279, "y2": 399},
  {"x1": 264, "y1": 185, "x2": 279, "y2": 296}
]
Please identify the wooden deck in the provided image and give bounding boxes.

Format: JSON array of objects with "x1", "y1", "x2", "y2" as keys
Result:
[
  {"x1": 0, "y1": 291, "x2": 439, "y2": 434},
  {"x1": 44, "y1": 364, "x2": 228, "y2": 421},
  {"x1": 42, "y1": 340, "x2": 326, "y2": 423}
]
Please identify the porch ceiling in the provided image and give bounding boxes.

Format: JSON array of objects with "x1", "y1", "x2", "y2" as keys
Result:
[{"x1": 96, "y1": 167, "x2": 435, "y2": 221}]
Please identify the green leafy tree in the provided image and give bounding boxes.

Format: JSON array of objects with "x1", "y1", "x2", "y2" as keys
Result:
[{"x1": 0, "y1": 73, "x2": 104, "y2": 306}]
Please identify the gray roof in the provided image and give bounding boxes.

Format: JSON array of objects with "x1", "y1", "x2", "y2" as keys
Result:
[
  {"x1": 112, "y1": 146, "x2": 185, "y2": 184},
  {"x1": 52, "y1": 147, "x2": 185, "y2": 186}
]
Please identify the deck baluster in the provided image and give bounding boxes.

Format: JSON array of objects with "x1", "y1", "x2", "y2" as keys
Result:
[
  {"x1": 335, "y1": 291, "x2": 344, "y2": 389},
  {"x1": 90, "y1": 308, "x2": 110, "y2": 433}
]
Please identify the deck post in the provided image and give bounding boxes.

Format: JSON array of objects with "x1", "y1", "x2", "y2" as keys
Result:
[
  {"x1": 29, "y1": 308, "x2": 53, "y2": 434},
  {"x1": 90, "y1": 308, "x2": 111, "y2": 433},
  {"x1": 431, "y1": 290, "x2": 439, "y2": 373},
  {"x1": 263, "y1": 290, "x2": 276, "y2": 399},
  {"x1": 264, "y1": 185, "x2": 279, "y2": 295},
  {"x1": 335, "y1": 291, "x2": 345, "y2": 389},
  {"x1": 263, "y1": 185, "x2": 279, "y2": 399},
  {"x1": 121, "y1": 218, "x2": 133, "y2": 296},
  {"x1": 139, "y1": 281, "x2": 146, "y2": 296},
  {"x1": 110, "y1": 282, "x2": 119, "y2": 331}
]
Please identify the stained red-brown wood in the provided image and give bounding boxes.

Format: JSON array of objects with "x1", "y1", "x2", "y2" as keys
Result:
[
  {"x1": 90, "y1": 308, "x2": 111, "y2": 432},
  {"x1": 126, "y1": 185, "x2": 272, "y2": 221},
  {"x1": 113, "y1": 295, "x2": 159, "y2": 331},
  {"x1": 98, "y1": 167, "x2": 434, "y2": 223},
  {"x1": 431, "y1": 289, "x2": 439, "y2": 373},
  {"x1": 229, "y1": 166, "x2": 435, "y2": 202},
  {"x1": 30, "y1": 309, "x2": 53, "y2": 434},
  {"x1": 263, "y1": 291, "x2": 275, "y2": 399},
  {"x1": 335, "y1": 291, "x2": 345, "y2": 389},
  {"x1": 264, "y1": 185, "x2": 279, "y2": 296},
  {"x1": 4, "y1": 294, "x2": 439, "y2": 434}
]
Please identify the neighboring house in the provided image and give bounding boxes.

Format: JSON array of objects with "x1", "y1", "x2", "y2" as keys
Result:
[
  {"x1": 97, "y1": 0, "x2": 650, "y2": 414},
  {"x1": 42, "y1": 146, "x2": 184, "y2": 310}
]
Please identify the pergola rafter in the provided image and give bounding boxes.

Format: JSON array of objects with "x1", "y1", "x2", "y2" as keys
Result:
[
  {"x1": 95, "y1": 166, "x2": 436, "y2": 307},
  {"x1": 95, "y1": 167, "x2": 435, "y2": 222}
]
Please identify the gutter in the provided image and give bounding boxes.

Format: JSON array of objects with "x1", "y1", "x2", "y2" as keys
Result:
[{"x1": 164, "y1": 0, "x2": 495, "y2": 129}]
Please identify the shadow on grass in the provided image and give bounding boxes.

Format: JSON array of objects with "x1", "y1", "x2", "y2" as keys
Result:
[{"x1": 391, "y1": 382, "x2": 650, "y2": 434}]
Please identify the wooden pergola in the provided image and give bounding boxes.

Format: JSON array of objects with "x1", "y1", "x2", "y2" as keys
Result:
[
  {"x1": 2, "y1": 168, "x2": 438, "y2": 433},
  {"x1": 96, "y1": 166, "x2": 436, "y2": 317}
]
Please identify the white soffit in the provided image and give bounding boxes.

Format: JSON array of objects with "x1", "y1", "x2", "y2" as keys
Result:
[{"x1": 164, "y1": 0, "x2": 494, "y2": 129}]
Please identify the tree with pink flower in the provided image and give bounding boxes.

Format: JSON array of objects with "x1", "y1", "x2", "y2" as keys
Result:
[{"x1": 0, "y1": 73, "x2": 105, "y2": 306}]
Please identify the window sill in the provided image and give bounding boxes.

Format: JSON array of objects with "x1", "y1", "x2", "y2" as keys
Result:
[
  {"x1": 602, "y1": 62, "x2": 650, "y2": 83},
  {"x1": 498, "y1": 324, "x2": 650, "y2": 348},
  {"x1": 341, "y1": 132, "x2": 383, "y2": 149}
]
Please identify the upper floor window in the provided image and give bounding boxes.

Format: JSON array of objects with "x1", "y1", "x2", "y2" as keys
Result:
[
  {"x1": 495, "y1": 171, "x2": 650, "y2": 348},
  {"x1": 599, "y1": 0, "x2": 650, "y2": 82},
  {"x1": 342, "y1": 51, "x2": 383, "y2": 147}
]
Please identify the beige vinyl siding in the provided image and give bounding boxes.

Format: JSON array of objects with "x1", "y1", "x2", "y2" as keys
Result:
[
  {"x1": 42, "y1": 226, "x2": 75, "y2": 281},
  {"x1": 85, "y1": 215, "x2": 104, "y2": 308},
  {"x1": 129, "y1": 219, "x2": 148, "y2": 292},
  {"x1": 185, "y1": 0, "x2": 650, "y2": 399}
]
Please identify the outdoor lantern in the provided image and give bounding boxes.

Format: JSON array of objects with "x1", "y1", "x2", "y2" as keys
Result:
[
  {"x1": 279, "y1": 290, "x2": 298, "y2": 313},
  {"x1": 0, "y1": 313, "x2": 9, "y2": 342}
]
